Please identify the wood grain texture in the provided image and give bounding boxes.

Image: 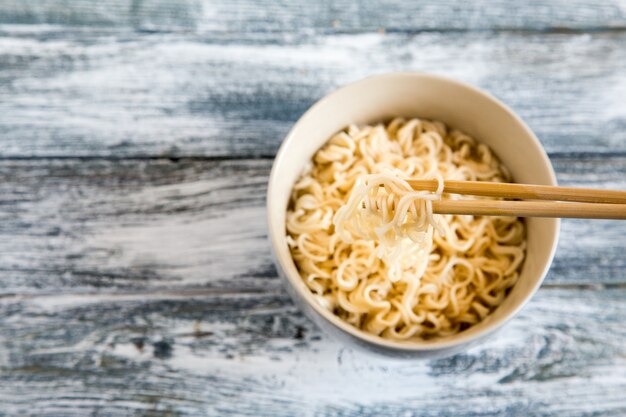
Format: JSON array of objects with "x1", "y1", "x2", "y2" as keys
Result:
[
  {"x1": 1, "y1": 0, "x2": 625, "y2": 31},
  {"x1": 0, "y1": 155, "x2": 625, "y2": 296},
  {"x1": 1, "y1": 27, "x2": 626, "y2": 157},
  {"x1": 1, "y1": 287, "x2": 625, "y2": 416}
]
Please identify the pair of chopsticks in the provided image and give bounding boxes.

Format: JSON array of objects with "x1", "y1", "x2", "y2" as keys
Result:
[{"x1": 407, "y1": 179, "x2": 626, "y2": 219}]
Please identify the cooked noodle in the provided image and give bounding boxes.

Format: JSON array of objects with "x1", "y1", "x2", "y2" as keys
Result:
[{"x1": 286, "y1": 118, "x2": 526, "y2": 340}]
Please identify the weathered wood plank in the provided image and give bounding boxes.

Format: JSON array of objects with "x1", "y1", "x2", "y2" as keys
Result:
[
  {"x1": 0, "y1": 158, "x2": 274, "y2": 293},
  {"x1": 0, "y1": 0, "x2": 625, "y2": 32},
  {"x1": 0, "y1": 156, "x2": 625, "y2": 295},
  {"x1": 1, "y1": 28, "x2": 625, "y2": 157},
  {"x1": 1, "y1": 287, "x2": 625, "y2": 416}
]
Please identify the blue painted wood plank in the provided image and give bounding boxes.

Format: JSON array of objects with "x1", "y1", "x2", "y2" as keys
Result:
[
  {"x1": 0, "y1": 28, "x2": 625, "y2": 157},
  {"x1": 0, "y1": 0, "x2": 625, "y2": 32},
  {"x1": 0, "y1": 287, "x2": 624, "y2": 416},
  {"x1": 0, "y1": 156, "x2": 624, "y2": 295}
]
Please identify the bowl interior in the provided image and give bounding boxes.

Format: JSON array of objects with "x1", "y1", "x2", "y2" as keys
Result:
[{"x1": 268, "y1": 73, "x2": 559, "y2": 352}]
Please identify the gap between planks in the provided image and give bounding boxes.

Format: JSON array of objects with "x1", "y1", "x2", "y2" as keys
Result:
[
  {"x1": 0, "y1": 151, "x2": 625, "y2": 162},
  {"x1": 2, "y1": 283, "x2": 626, "y2": 303}
]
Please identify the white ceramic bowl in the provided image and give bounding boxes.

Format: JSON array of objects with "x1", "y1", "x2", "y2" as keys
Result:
[{"x1": 267, "y1": 73, "x2": 560, "y2": 358}]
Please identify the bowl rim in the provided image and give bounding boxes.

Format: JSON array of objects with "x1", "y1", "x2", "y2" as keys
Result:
[{"x1": 267, "y1": 71, "x2": 561, "y2": 352}]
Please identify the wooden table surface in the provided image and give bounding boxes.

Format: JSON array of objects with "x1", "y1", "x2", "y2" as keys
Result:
[{"x1": 1, "y1": 1, "x2": 626, "y2": 416}]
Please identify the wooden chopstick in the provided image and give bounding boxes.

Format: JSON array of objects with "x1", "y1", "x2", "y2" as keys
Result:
[
  {"x1": 407, "y1": 179, "x2": 626, "y2": 204},
  {"x1": 403, "y1": 179, "x2": 626, "y2": 219},
  {"x1": 432, "y1": 200, "x2": 626, "y2": 219}
]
